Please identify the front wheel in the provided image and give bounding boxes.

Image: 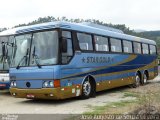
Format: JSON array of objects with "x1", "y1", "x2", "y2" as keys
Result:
[{"x1": 81, "y1": 77, "x2": 95, "y2": 99}]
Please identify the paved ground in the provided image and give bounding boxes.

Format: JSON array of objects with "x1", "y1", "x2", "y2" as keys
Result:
[{"x1": 0, "y1": 75, "x2": 159, "y2": 114}]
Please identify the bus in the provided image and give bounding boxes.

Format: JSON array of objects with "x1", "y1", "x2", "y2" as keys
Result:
[
  {"x1": 9, "y1": 22, "x2": 158, "y2": 99},
  {"x1": 0, "y1": 30, "x2": 15, "y2": 89}
]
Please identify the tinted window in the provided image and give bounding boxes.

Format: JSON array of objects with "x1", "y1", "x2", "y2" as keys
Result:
[
  {"x1": 149, "y1": 45, "x2": 156, "y2": 55},
  {"x1": 110, "y1": 38, "x2": 122, "y2": 52},
  {"x1": 77, "y1": 33, "x2": 93, "y2": 50},
  {"x1": 142, "y1": 43, "x2": 149, "y2": 54},
  {"x1": 62, "y1": 31, "x2": 71, "y2": 38},
  {"x1": 62, "y1": 31, "x2": 73, "y2": 64},
  {"x1": 133, "y1": 42, "x2": 142, "y2": 54},
  {"x1": 94, "y1": 36, "x2": 109, "y2": 52},
  {"x1": 123, "y1": 40, "x2": 133, "y2": 53},
  {"x1": 62, "y1": 31, "x2": 73, "y2": 56}
]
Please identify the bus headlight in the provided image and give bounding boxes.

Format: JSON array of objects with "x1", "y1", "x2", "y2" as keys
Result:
[
  {"x1": 13, "y1": 82, "x2": 17, "y2": 87},
  {"x1": 44, "y1": 81, "x2": 48, "y2": 87},
  {"x1": 43, "y1": 81, "x2": 55, "y2": 88},
  {"x1": 11, "y1": 81, "x2": 14, "y2": 87},
  {"x1": 49, "y1": 81, "x2": 54, "y2": 87},
  {"x1": 10, "y1": 81, "x2": 16, "y2": 87}
]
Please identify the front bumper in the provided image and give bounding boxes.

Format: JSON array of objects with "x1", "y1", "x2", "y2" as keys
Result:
[
  {"x1": 10, "y1": 85, "x2": 81, "y2": 100},
  {"x1": 0, "y1": 82, "x2": 10, "y2": 89},
  {"x1": 0, "y1": 73, "x2": 10, "y2": 89}
]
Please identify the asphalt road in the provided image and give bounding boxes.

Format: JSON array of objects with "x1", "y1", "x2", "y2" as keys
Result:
[{"x1": 0, "y1": 75, "x2": 159, "y2": 114}]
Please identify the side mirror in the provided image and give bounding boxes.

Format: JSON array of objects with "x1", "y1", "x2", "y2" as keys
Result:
[
  {"x1": 62, "y1": 38, "x2": 67, "y2": 53},
  {"x1": 2, "y1": 43, "x2": 6, "y2": 57}
]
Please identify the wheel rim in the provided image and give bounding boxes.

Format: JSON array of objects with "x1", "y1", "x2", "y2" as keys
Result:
[
  {"x1": 143, "y1": 74, "x2": 147, "y2": 84},
  {"x1": 83, "y1": 81, "x2": 91, "y2": 96},
  {"x1": 135, "y1": 75, "x2": 140, "y2": 86}
]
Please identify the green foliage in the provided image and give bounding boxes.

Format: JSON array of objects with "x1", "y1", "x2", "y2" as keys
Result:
[
  {"x1": 138, "y1": 31, "x2": 160, "y2": 52},
  {"x1": 84, "y1": 100, "x2": 136, "y2": 114},
  {"x1": 13, "y1": 16, "x2": 137, "y2": 36},
  {"x1": 0, "y1": 28, "x2": 7, "y2": 32},
  {"x1": 123, "y1": 92, "x2": 139, "y2": 98},
  {"x1": 1, "y1": 16, "x2": 160, "y2": 51}
]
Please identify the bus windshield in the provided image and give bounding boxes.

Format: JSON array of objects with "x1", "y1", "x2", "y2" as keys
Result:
[
  {"x1": 0, "y1": 36, "x2": 13, "y2": 70},
  {"x1": 11, "y1": 30, "x2": 59, "y2": 68},
  {"x1": 30, "y1": 30, "x2": 59, "y2": 66}
]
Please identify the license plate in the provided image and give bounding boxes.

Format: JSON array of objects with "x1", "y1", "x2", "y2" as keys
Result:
[
  {"x1": 27, "y1": 94, "x2": 35, "y2": 98},
  {"x1": 0, "y1": 84, "x2": 6, "y2": 87}
]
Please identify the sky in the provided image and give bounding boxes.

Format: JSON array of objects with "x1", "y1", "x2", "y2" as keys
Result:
[{"x1": 0, "y1": 0, "x2": 160, "y2": 30}]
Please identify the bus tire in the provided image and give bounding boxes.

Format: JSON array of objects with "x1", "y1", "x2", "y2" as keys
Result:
[
  {"x1": 132, "y1": 74, "x2": 141, "y2": 88},
  {"x1": 141, "y1": 72, "x2": 148, "y2": 85},
  {"x1": 81, "y1": 76, "x2": 95, "y2": 99}
]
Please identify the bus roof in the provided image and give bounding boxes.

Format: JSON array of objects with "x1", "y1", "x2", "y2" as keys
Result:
[{"x1": 0, "y1": 21, "x2": 156, "y2": 45}]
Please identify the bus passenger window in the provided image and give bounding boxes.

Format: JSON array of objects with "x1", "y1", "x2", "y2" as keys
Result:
[
  {"x1": 94, "y1": 36, "x2": 109, "y2": 52},
  {"x1": 123, "y1": 40, "x2": 133, "y2": 53},
  {"x1": 77, "y1": 33, "x2": 93, "y2": 51},
  {"x1": 62, "y1": 31, "x2": 73, "y2": 64},
  {"x1": 133, "y1": 42, "x2": 142, "y2": 54},
  {"x1": 149, "y1": 45, "x2": 156, "y2": 55},
  {"x1": 110, "y1": 38, "x2": 122, "y2": 52},
  {"x1": 80, "y1": 43, "x2": 88, "y2": 50},
  {"x1": 142, "y1": 43, "x2": 149, "y2": 54},
  {"x1": 111, "y1": 46, "x2": 116, "y2": 52}
]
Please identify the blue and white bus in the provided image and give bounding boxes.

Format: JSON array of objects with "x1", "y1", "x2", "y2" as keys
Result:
[
  {"x1": 9, "y1": 22, "x2": 158, "y2": 99},
  {"x1": 0, "y1": 29, "x2": 15, "y2": 89}
]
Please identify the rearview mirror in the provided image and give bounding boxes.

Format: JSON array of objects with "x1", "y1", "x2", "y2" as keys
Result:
[
  {"x1": 2, "y1": 43, "x2": 6, "y2": 57},
  {"x1": 62, "y1": 38, "x2": 67, "y2": 53}
]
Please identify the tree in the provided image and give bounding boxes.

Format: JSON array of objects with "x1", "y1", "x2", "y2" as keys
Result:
[{"x1": 6, "y1": 16, "x2": 160, "y2": 51}]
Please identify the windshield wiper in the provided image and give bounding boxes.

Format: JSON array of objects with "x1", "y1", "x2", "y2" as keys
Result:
[
  {"x1": 32, "y1": 46, "x2": 41, "y2": 68},
  {"x1": 0, "y1": 42, "x2": 11, "y2": 69},
  {"x1": 0, "y1": 43, "x2": 6, "y2": 70},
  {"x1": 0, "y1": 42, "x2": 6, "y2": 62},
  {"x1": 16, "y1": 48, "x2": 29, "y2": 69}
]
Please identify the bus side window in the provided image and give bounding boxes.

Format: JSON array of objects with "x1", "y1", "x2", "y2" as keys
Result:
[
  {"x1": 94, "y1": 35, "x2": 109, "y2": 52},
  {"x1": 149, "y1": 45, "x2": 156, "y2": 55},
  {"x1": 77, "y1": 33, "x2": 93, "y2": 51},
  {"x1": 110, "y1": 38, "x2": 122, "y2": 52},
  {"x1": 123, "y1": 40, "x2": 133, "y2": 53},
  {"x1": 62, "y1": 31, "x2": 73, "y2": 64},
  {"x1": 133, "y1": 42, "x2": 142, "y2": 54},
  {"x1": 142, "y1": 43, "x2": 149, "y2": 54}
]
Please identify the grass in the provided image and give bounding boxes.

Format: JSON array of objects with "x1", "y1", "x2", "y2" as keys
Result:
[
  {"x1": 123, "y1": 91, "x2": 139, "y2": 98},
  {"x1": 67, "y1": 82, "x2": 160, "y2": 120},
  {"x1": 84, "y1": 82, "x2": 160, "y2": 115},
  {"x1": 83, "y1": 91, "x2": 140, "y2": 115},
  {"x1": 84, "y1": 100, "x2": 137, "y2": 115}
]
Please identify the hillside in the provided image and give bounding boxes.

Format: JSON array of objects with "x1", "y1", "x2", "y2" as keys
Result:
[
  {"x1": 138, "y1": 31, "x2": 160, "y2": 52},
  {"x1": 0, "y1": 16, "x2": 160, "y2": 52}
]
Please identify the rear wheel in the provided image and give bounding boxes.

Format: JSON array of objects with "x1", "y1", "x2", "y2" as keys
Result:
[
  {"x1": 141, "y1": 72, "x2": 148, "y2": 85},
  {"x1": 132, "y1": 74, "x2": 141, "y2": 88}
]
